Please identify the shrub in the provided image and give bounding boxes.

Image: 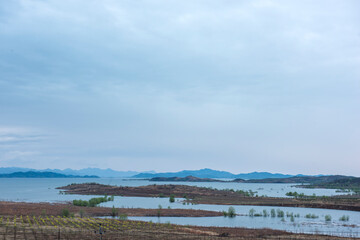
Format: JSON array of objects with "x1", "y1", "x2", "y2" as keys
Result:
[
  {"x1": 41, "y1": 210, "x2": 46, "y2": 216},
  {"x1": 222, "y1": 211, "x2": 228, "y2": 217},
  {"x1": 73, "y1": 196, "x2": 113, "y2": 207},
  {"x1": 305, "y1": 214, "x2": 318, "y2": 219},
  {"x1": 61, "y1": 208, "x2": 70, "y2": 218},
  {"x1": 249, "y1": 208, "x2": 255, "y2": 217},
  {"x1": 276, "y1": 209, "x2": 284, "y2": 218},
  {"x1": 270, "y1": 209, "x2": 276, "y2": 218},
  {"x1": 262, "y1": 210, "x2": 268, "y2": 217},
  {"x1": 339, "y1": 215, "x2": 349, "y2": 221},
  {"x1": 119, "y1": 214, "x2": 127, "y2": 220},
  {"x1": 169, "y1": 194, "x2": 175, "y2": 203},
  {"x1": 228, "y1": 207, "x2": 236, "y2": 218},
  {"x1": 325, "y1": 215, "x2": 331, "y2": 222},
  {"x1": 111, "y1": 206, "x2": 118, "y2": 217}
]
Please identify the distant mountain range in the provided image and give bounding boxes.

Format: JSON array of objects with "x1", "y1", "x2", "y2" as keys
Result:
[
  {"x1": 149, "y1": 175, "x2": 357, "y2": 184},
  {"x1": 0, "y1": 171, "x2": 98, "y2": 178},
  {"x1": 0, "y1": 167, "x2": 154, "y2": 178},
  {"x1": 1, "y1": 167, "x2": 326, "y2": 179},
  {"x1": 133, "y1": 168, "x2": 298, "y2": 179}
]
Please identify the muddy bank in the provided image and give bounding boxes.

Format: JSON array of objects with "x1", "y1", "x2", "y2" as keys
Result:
[
  {"x1": 58, "y1": 183, "x2": 360, "y2": 211},
  {"x1": 0, "y1": 201, "x2": 222, "y2": 217}
]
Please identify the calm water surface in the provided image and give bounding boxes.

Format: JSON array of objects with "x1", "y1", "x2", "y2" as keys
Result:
[
  {"x1": 0, "y1": 177, "x2": 343, "y2": 202},
  {"x1": 1, "y1": 178, "x2": 359, "y2": 237}
]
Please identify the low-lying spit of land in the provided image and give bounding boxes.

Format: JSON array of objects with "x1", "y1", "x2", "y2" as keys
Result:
[
  {"x1": 58, "y1": 183, "x2": 360, "y2": 211},
  {"x1": 0, "y1": 201, "x2": 222, "y2": 218},
  {"x1": 0, "y1": 214, "x2": 356, "y2": 239}
]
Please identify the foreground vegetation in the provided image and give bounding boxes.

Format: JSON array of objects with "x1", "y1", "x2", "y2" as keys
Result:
[{"x1": 0, "y1": 215, "x2": 356, "y2": 240}]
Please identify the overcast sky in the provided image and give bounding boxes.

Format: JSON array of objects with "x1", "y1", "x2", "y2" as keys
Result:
[{"x1": 0, "y1": 0, "x2": 359, "y2": 175}]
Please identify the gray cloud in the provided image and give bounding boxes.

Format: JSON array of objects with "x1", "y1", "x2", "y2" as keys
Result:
[{"x1": 0, "y1": 0, "x2": 359, "y2": 175}]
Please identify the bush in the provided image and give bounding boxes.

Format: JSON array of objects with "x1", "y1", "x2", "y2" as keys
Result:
[
  {"x1": 119, "y1": 214, "x2": 128, "y2": 220},
  {"x1": 305, "y1": 214, "x2": 318, "y2": 219},
  {"x1": 270, "y1": 209, "x2": 276, "y2": 218},
  {"x1": 249, "y1": 208, "x2": 255, "y2": 217},
  {"x1": 325, "y1": 215, "x2": 331, "y2": 222},
  {"x1": 262, "y1": 210, "x2": 268, "y2": 217},
  {"x1": 61, "y1": 208, "x2": 70, "y2": 218},
  {"x1": 228, "y1": 207, "x2": 236, "y2": 218},
  {"x1": 169, "y1": 194, "x2": 175, "y2": 203},
  {"x1": 222, "y1": 211, "x2": 228, "y2": 217},
  {"x1": 111, "y1": 206, "x2": 118, "y2": 217},
  {"x1": 73, "y1": 196, "x2": 113, "y2": 207},
  {"x1": 276, "y1": 209, "x2": 284, "y2": 218},
  {"x1": 223, "y1": 207, "x2": 236, "y2": 218},
  {"x1": 339, "y1": 215, "x2": 349, "y2": 221}
]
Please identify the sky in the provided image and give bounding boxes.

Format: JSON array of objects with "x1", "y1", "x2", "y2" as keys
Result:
[{"x1": 0, "y1": 0, "x2": 359, "y2": 175}]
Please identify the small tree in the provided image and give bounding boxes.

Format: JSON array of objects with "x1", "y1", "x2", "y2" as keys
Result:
[
  {"x1": 262, "y1": 209, "x2": 268, "y2": 217},
  {"x1": 111, "y1": 206, "x2": 118, "y2": 217},
  {"x1": 270, "y1": 209, "x2": 276, "y2": 218},
  {"x1": 169, "y1": 194, "x2": 175, "y2": 203},
  {"x1": 249, "y1": 208, "x2": 255, "y2": 217},
  {"x1": 228, "y1": 207, "x2": 236, "y2": 218}
]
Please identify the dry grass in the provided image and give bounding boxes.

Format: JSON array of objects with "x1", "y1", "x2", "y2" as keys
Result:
[{"x1": 0, "y1": 215, "x2": 357, "y2": 240}]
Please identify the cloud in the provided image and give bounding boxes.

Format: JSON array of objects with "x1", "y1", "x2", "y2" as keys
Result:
[
  {"x1": 0, "y1": 127, "x2": 45, "y2": 145},
  {"x1": 0, "y1": 0, "x2": 359, "y2": 174}
]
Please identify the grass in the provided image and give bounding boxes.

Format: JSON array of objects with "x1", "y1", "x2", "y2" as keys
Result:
[{"x1": 223, "y1": 207, "x2": 236, "y2": 218}]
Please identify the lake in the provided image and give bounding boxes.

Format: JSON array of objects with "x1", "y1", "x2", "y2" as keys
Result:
[{"x1": 0, "y1": 178, "x2": 359, "y2": 237}]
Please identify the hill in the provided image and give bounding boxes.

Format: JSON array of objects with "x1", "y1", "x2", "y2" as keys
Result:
[
  {"x1": 299, "y1": 177, "x2": 360, "y2": 193},
  {"x1": 0, "y1": 171, "x2": 99, "y2": 178},
  {"x1": 133, "y1": 168, "x2": 294, "y2": 179},
  {"x1": 0, "y1": 167, "x2": 152, "y2": 178},
  {"x1": 237, "y1": 175, "x2": 354, "y2": 183},
  {"x1": 150, "y1": 176, "x2": 225, "y2": 182}
]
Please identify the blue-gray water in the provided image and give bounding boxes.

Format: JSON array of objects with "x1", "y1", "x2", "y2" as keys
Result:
[
  {"x1": 0, "y1": 178, "x2": 359, "y2": 237},
  {"x1": 0, "y1": 177, "x2": 343, "y2": 202}
]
